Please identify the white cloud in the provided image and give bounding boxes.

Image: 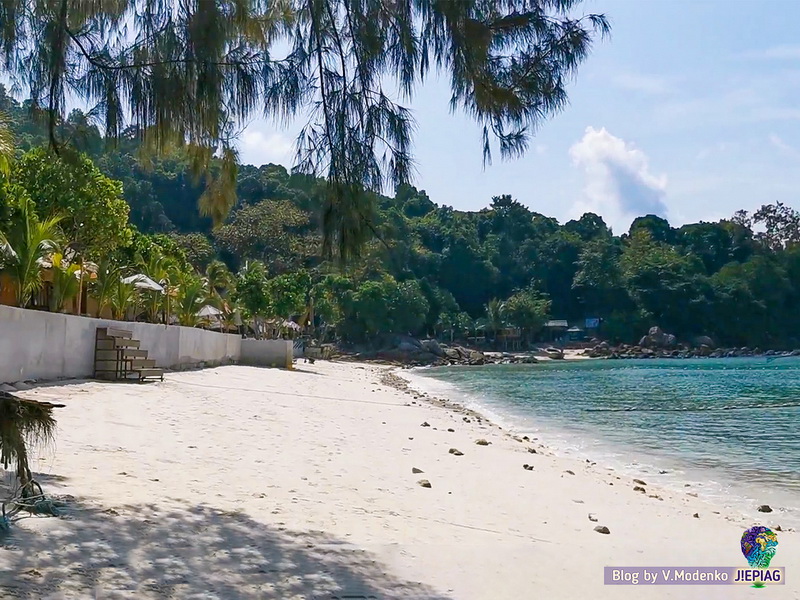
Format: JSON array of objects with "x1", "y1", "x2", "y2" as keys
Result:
[
  {"x1": 534, "y1": 144, "x2": 548, "y2": 156},
  {"x1": 769, "y1": 133, "x2": 800, "y2": 160},
  {"x1": 569, "y1": 127, "x2": 668, "y2": 233},
  {"x1": 740, "y1": 45, "x2": 800, "y2": 61},
  {"x1": 695, "y1": 141, "x2": 734, "y2": 162},
  {"x1": 239, "y1": 129, "x2": 294, "y2": 167}
]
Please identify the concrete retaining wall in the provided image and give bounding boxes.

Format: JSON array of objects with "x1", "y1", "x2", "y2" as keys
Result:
[
  {"x1": 0, "y1": 304, "x2": 241, "y2": 384},
  {"x1": 240, "y1": 339, "x2": 294, "y2": 369}
]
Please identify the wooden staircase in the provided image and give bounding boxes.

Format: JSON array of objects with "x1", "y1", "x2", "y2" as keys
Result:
[{"x1": 94, "y1": 327, "x2": 164, "y2": 382}]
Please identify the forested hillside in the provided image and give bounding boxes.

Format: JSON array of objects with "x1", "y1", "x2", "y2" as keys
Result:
[{"x1": 2, "y1": 86, "x2": 799, "y2": 348}]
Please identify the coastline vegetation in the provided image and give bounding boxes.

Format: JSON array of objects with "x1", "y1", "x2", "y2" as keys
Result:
[{"x1": 1, "y1": 96, "x2": 799, "y2": 348}]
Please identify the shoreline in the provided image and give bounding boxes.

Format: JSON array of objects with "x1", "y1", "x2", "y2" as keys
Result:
[
  {"x1": 2, "y1": 362, "x2": 798, "y2": 599},
  {"x1": 395, "y1": 364, "x2": 800, "y2": 531}
]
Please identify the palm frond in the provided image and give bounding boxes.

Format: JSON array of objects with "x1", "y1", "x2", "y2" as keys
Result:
[{"x1": 0, "y1": 391, "x2": 61, "y2": 490}]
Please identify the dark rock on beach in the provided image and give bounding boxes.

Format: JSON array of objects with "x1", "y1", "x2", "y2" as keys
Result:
[
  {"x1": 594, "y1": 525, "x2": 611, "y2": 534},
  {"x1": 758, "y1": 504, "x2": 773, "y2": 513}
]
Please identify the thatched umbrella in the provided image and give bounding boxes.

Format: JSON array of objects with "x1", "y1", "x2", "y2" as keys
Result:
[{"x1": 0, "y1": 391, "x2": 63, "y2": 497}]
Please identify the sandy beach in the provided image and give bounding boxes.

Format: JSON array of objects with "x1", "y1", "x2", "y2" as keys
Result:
[{"x1": 1, "y1": 362, "x2": 797, "y2": 599}]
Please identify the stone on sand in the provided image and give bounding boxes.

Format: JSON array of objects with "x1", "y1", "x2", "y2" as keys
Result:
[{"x1": 594, "y1": 525, "x2": 611, "y2": 534}]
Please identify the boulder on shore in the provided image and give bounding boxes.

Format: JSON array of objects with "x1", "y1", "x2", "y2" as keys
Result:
[
  {"x1": 467, "y1": 350, "x2": 486, "y2": 365},
  {"x1": 693, "y1": 335, "x2": 716, "y2": 349},
  {"x1": 639, "y1": 326, "x2": 677, "y2": 349},
  {"x1": 421, "y1": 338, "x2": 444, "y2": 357}
]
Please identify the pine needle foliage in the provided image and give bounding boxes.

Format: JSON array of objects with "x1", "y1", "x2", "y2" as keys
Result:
[{"x1": 0, "y1": 0, "x2": 608, "y2": 261}]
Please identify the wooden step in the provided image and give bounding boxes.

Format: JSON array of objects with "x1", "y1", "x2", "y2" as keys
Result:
[
  {"x1": 96, "y1": 327, "x2": 133, "y2": 339},
  {"x1": 131, "y1": 368, "x2": 164, "y2": 382},
  {"x1": 112, "y1": 337, "x2": 140, "y2": 349},
  {"x1": 95, "y1": 338, "x2": 141, "y2": 351},
  {"x1": 96, "y1": 349, "x2": 148, "y2": 361},
  {"x1": 94, "y1": 326, "x2": 161, "y2": 383},
  {"x1": 130, "y1": 358, "x2": 156, "y2": 368},
  {"x1": 95, "y1": 357, "x2": 155, "y2": 369}
]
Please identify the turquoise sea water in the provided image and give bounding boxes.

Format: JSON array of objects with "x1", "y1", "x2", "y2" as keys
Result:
[{"x1": 412, "y1": 358, "x2": 800, "y2": 521}]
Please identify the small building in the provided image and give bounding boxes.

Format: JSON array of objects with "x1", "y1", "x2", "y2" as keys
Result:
[
  {"x1": 543, "y1": 319, "x2": 568, "y2": 342},
  {"x1": 497, "y1": 327, "x2": 522, "y2": 351},
  {"x1": 566, "y1": 326, "x2": 585, "y2": 342}
]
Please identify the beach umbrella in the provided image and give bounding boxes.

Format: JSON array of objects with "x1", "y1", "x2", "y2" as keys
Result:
[
  {"x1": 196, "y1": 304, "x2": 223, "y2": 318},
  {"x1": 121, "y1": 274, "x2": 165, "y2": 293}
]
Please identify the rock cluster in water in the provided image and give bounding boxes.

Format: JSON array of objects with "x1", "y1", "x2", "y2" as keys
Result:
[{"x1": 583, "y1": 327, "x2": 800, "y2": 360}]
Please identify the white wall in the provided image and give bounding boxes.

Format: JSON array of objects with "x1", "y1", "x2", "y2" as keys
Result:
[
  {"x1": 0, "y1": 305, "x2": 241, "y2": 384},
  {"x1": 240, "y1": 339, "x2": 293, "y2": 369}
]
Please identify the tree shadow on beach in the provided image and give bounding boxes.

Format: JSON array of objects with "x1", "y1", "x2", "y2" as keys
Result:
[{"x1": 0, "y1": 488, "x2": 453, "y2": 600}]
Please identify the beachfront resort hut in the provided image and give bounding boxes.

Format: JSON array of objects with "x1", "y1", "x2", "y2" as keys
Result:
[
  {"x1": 566, "y1": 326, "x2": 585, "y2": 342},
  {"x1": 543, "y1": 319, "x2": 568, "y2": 343},
  {"x1": 196, "y1": 304, "x2": 223, "y2": 329},
  {"x1": 264, "y1": 318, "x2": 302, "y2": 340},
  {"x1": 497, "y1": 327, "x2": 522, "y2": 351}
]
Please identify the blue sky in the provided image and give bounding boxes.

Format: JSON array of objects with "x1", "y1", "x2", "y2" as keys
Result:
[{"x1": 239, "y1": 0, "x2": 800, "y2": 234}]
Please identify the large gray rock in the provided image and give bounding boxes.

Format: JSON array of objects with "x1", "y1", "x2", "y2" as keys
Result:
[
  {"x1": 640, "y1": 326, "x2": 677, "y2": 349},
  {"x1": 397, "y1": 340, "x2": 421, "y2": 352},
  {"x1": 421, "y1": 339, "x2": 444, "y2": 357},
  {"x1": 467, "y1": 350, "x2": 486, "y2": 365},
  {"x1": 693, "y1": 335, "x2": 716, "y2": 349},
  {"x1": 444, "y1": 348, "x2": 460, "y2": 360}
]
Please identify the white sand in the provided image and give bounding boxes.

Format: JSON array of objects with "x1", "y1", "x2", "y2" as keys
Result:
[{"x1": 1, "y1": 362, "x2": 797, "y2": 599}]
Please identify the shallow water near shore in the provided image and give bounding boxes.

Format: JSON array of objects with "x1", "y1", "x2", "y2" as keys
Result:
[{"x1": 408, "y1": 357, "x2": 800, "y2": 527}]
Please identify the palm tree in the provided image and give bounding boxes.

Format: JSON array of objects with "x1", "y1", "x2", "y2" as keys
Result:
[
  {"x1": 175, "y1": 273, "x2": 207, "y2": 327},
  {"x1": 90, "y1": 258, "x2": 122, "y2": 318},
  {"x1": 205, "y1": 259, "x2": 233, "y2": 302},
  {"x1": 139, "y1": 253, "x2": 173, "y2": 322},
  {"x1": 0, "y1": 391, "x2": 59, "y2": 498},
  {"x1": 49, "y1": 252, "x2": 81, "y2": 312},
  {"x1": 485, "y1": 298, "x2": 506, "y2": 342},
  {"x1": 110, "y1": 278, "x2": 138, "y2": 321},
  {"x1": 2, "y1": 198, "x2": 63, "y2": 307}
]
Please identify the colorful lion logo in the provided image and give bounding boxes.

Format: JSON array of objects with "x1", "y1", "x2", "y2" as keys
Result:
[{"x1": 741, "y1": 526, "x2": 779, "y2": 569}]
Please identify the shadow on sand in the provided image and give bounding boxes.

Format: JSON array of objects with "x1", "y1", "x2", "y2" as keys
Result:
[{"x1": 0, "y1": 475, "x2": 452, "y2": 600}]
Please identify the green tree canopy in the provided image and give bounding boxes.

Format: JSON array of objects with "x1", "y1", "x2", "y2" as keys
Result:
[{"x1": 15, "y1": 148, "x2": 131, "y2": 259}]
